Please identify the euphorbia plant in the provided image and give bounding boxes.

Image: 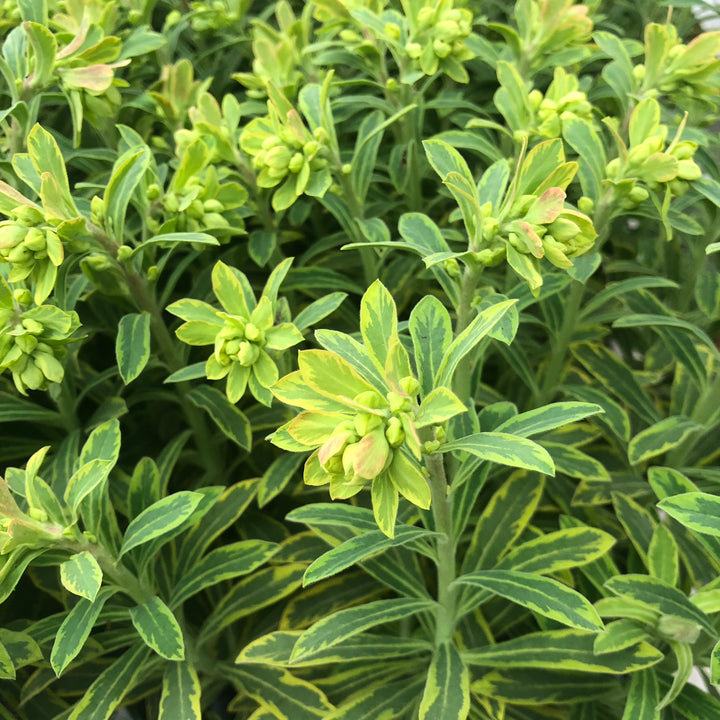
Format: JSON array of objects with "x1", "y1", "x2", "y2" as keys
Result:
[{"x1": 0, "y1": 1, "x2": 719, "y2": 719}]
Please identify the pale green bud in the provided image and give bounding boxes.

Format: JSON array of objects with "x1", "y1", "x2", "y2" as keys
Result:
[
  {"x1": 385, "y1": 416, "x2": 405, "y2": 447},
  {"x1": 237, "y1": 341, "x2": 260, "y2": 366},
  {"x1": 399, "y1": 376, "x2": 420, "y2": 397},
  {"x1": 387, "y1": 391, "x2": 411, "y2": 414}
]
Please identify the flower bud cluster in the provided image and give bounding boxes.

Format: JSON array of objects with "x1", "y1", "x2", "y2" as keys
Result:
[
  {"x1": 0, "y1": 205, "x2": 64, "y2": 297},
  {"x1": 605, "y1": 133, "x2": 702, "y2": 208},
  {"x1": 315, "y1": 377, "x2": 421, "y2": 492},
  {"x1": 528, "y1": 70, "x2": 593, "y2": 139},
  {"x1": 474, "y1": 191, "x2": 596, "y2": 270},
  {"x1": 250, "y1": 127, "x2": 329, "y2": 192},
  {"x1": 405, "y1": 5, "x2": 474, "y2": 81},
  {"x1": 0, "y1": 294, "x2": 79, "y2": 395}
]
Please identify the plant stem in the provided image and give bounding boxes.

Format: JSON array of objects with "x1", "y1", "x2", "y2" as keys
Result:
[
  {"x1": 425, "y1": 448, "x2": 456, "y2": 645},
  {"x1": 88, "y1": 224, "x2": 222, "y2": 482}
]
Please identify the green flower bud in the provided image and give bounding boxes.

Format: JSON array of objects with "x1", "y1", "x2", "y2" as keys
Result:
[
  {"x1": 237, "y1": 341, "x2": 260, "y2": 366},
  {"x1": 11, "y1": 205, "x2": 43, "y2": 226},
  {"x1": 399, "y1": 376, "x2": 420, "y2": 397},
  {"x1": 244, "y1": 322, "x2": 260, "y2": 342},
  {"x1": 405, "y1": 42, "x2": 422, "y2": 59},
  {"x1": 433, "y1": 38, "x2": 451, "y2": 58},
  {"x1": 339, "y1": 29, "x2": 361, "y2": 43},
  {"x1": 90, "y1": 195, "x2": 105, "y2": 224},
  {"x1": 203, "y1": 199, "x2": 225, "y2": 213},
  {"x1": 384, "y1": 22, "x2": 401, "y2": 40},
  {"x1": 147, "y1": 265, "x2": 159, "y2": 282},
  {"x1": 443, "y1": 258, "x2": 461, "y2": 279},
  {"x1": 605, "y1": 158, "x2": 621, "y2": 179},
  {"x1": 677, "y1": 159, "x2": 702, "y2": 181},
  {"x1": 341, "y1": 163, "x2": 352, "y2": 175},
  {"x1": 353, "y1": 412, "x2": 383, "y2": 437},
  {"x1": 28, "y1": 507, "x2": 48, "y2": 522},
  {"x1": 146, "y1": 183, "x2": 162, "y2": 201},
  {"x1": 13, "y1": 288, "x2": 32, "y2": 305},
  {"x1": 262, "y1": 135, "x2": 283, "y2": 151},
  {"x1": 418, "y1": 7, "x2": 435, "y2": 25},
  {"x1": 628, "y1": 186, "x2": 649, "y2": 203},
  {"x1": 288, "y1": 153, "x2": 305, "y2": 173},
  {"x1": 528, "y1": 89, "x2": 543, "y2": 110},
  {"x1": 578, "y1": 196, "x2": 594, "y2": 214},
  {"x1": 116, "y1": 245, "x2": 133, "y2": 262},
  {"x1": 353, "y1": 390, "x2": 386, "y2": 409},
  {"x1": 385, "y1": 416, "x2": 405, "y2": 447},
  {"x1": 548, "y1": 218, "x2": 580, "y2": 243},
  {"x1": 265, "y1": 145, "x2": 293, "y2": 170},
  {"x1": 0, "y1": 223, "x2": 26, "y2": 251},
  {"x1": 23, "y1": 227, "x2": 46, "y2": 252},
  {"x1": 313, "y1": 127, "x2": 327, "y2": 143},
  {"x1": 632, "y1": 64, "x2": 646, "y2": 82},
  {"x1": 165, "y1": 193, "x2": 179, "y2": 213},
  {"x1": 387, "y1": 391, "x2": 411, "y2": 414}
]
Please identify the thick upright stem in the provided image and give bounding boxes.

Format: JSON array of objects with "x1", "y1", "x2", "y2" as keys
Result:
[{"x1": 425, "y1": 448, "x2": 456, "y2": 645}]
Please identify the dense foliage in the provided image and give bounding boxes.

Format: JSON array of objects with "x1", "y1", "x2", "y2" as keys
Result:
[{"x1": 1, "y1": 0, "x2": 720, "y2": 718}]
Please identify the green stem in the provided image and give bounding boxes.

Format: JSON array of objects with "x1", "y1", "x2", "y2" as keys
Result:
[
  {"x1": 538, "y1": 279, "x2": 584, "y2": 405},
  {"x1": 89, "y1": 224, "x2": 222, "y2": 482},
  {"x1": 425, "y1": 448, "x2": 456, "y2": 645}
]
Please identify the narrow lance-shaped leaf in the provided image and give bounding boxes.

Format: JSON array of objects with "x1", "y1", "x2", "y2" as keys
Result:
[
  {"x1": 435, "y1": 300, "x2": 516, "y2": 388},
  {"x1": 67, "y1": 644, "x2": 149, "y2": 720},
  {"x1": 116, "y1": 312, "x2": 151, "y2": 384},
  {"x1": 60, "y1": 551, "x2": 103, "y2": 602},
  {"x1": 120, "y1": 491, "x2": 203, "y2": 557},
  {"x1": 360, "y1": 280, "x2": 398, "y2": 371},
  {"x1": 454, "y1": 570, "x2": 604, "y2": 631},
  {"x1": 658, "y1": 492, "x2": 720, "y2": 536},
  {"x1": 159, "y1": 660, "x2": 202, "y2": 720},
  {"x1": 291, "y1": 598, "x2": 433, "y2": 662},
  {"x1": 439, "y1": 432, "x2": 555, "y2": 476},
  {"x1": 622, "y1": 668, "x2": 660, "y2": 720},
  {"x1": 419, "y1": 642, "x2": 470, "y2": 720},
  {"x1": 129, "y1": 596, "x2": 185, "y2": 660},
  {"x1": 462, "y1": 629, "x2": 663, "y2": 673}
]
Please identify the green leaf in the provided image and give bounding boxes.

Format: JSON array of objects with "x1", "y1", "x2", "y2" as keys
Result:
[
  {"x1": 24, "y1": 21, "x2": 56, "y2": 89},
  {"x1": 360, "y1": 280, "x2": 398, "y2": 371},
  {"x1": 454, "y1": 570, "x2": 603, "y2": 631},
  {"x1": 103, "y1": 147, "x2": 151, "y2": 243},
  {"x1": 496, "y1": 402, "x2": 604, "y2": 438},
  {"x1": 409, "y1": 296, "x2": 453, "y2": 396},
  {"x1": 472, "y1": 668, "x2": 614, "y2": 705},
  {"x1": 572, "y1": 343, "x2": 661, "y2": 423},
  {"x1": 423, "y1": 139, "x2": 478, "y2": 239},
  {"x1": 257, "y1": 452, "x2": 305, "y2": 508},
  {"x1": 462, "y1": 472, "x2": 543, "y2": 574},
  {"x1": 371, "y1": 473, "x2": 399, "y2": 538},
  {"x1": 440, "y1": 432, "x2": 555, "y2": 476},
  {"x1": 658, "y1": 641, "x2": 693, "y2": 709},
  {"x1": 594, "y1": 619, "x2": 651, "y2": 655},
  {"x1": 293, "y1": 292, "x2": 347, "y2": 332},
  {"x1": 51, "y1": 588, "x2": 116, "y2": 676},
  {"x1": 628, "y1": 416, "x2": 700, "y2": 465},
  {"x1": 565, "y1": 386, "x2": 631, "y2": 441},
  {"x1": 544, "y1": 443, "x2": 609, "y2": 481},
  {"x1": 228, "y1": 665, "x2": 334, "y2": 718},
  {"x1": 658, "y1": 492, "x2": 720, "y2": 537},
  {"x1": 291, "y1": 598, "x2": 433, "y2": 662},
  {"x1": 120, "y1": 491, "x2": 204, "y2": 557},
  {"x1": 622, "y1": 668, "x2": 660, "y2": 720},
  {"x1": 67, "y1": 643, "x2": 149, "y2": 720},
  {"x1": 159, "y1": 661, "x2": 202, "y2": 720},
  {"x1": 497, "y1": 527, "x2": 616, "y2": 574},
  {"x1": 80, "y1": 418, "x2": 121, "y2": 465},
  {"x1": 64, "y1": 459, "x2": 113, "y2": 513},
  {"x1": 199, "y1": 564, "x2": 306, "y2": 645},
  {"x1": 303, "y1": 526, "x2": 436, "y2": 586},
  {"x1": 562, "y1": 117, "x2": 606, "y2": 201},
  {"x1": 237, "y1": 630, "x2": 429, "y2": 667},
  {"x1": 26, "y1": 124, "x2": 76, "y2": 217},
  {"x1": 322, "y1": 676, "x2": 424, "y2": 720},
  {"x1": 0, "y1": 638, "x2": 13, "y2": 680},
  {"x1": 436, "y1": 300, "x2": 516, "y2": 388},
  {"x1": 419, "y1": 641, "x2": 469, "y2": 720},
  {"x1": 605, "y1": 574, "x2": 716, "y2": 637},
  {"x1": 648, "y1": 524, "x2": 679, "y2": 586},
  {"x1": 712, "y1": 639, "x2": 720, "y2": 684},
  {"x1": 287, "y1": 503, "x2": 379, "y2": 533},
  {"x1": 169, "y1": 540, "x2": 278, "y2": 608},
  {"x1": 164, "y1": 362, "x2": 207, "y2": 384},
  {"x1": 129, "y1": 596, "x2": 185, "y2": 660},
  {"x1": 116, "y1": 312, "x2": 151, "y2": 385},
  {"x1": 613, "y1": 493, "x2": 655, "y2": 564},
  {"x1": 60, "y1": 551, "x2": 102, "y2": 602},
  {"x1": 463, "y1": 629, "x2": 663, "y2": 673},
  {"x1": 187, "y1": 385, "x2": 252, "y2": 450},
  {"x1": 129, "y1": 232, "x2": 220, "y2": 257}
]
